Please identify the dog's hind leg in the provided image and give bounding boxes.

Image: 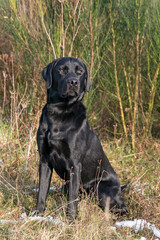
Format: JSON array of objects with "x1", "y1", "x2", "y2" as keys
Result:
[{"x1": 97, "y1": 180, "x2": 128, "y2": 215}]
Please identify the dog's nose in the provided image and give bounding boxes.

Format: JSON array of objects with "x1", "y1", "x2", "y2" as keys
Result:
[{"x1": 67, "y1": 79, "x2": 79, "y2": 87}]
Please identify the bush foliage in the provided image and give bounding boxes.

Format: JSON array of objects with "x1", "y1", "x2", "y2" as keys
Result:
[{"x1": 0, "y1": 0, "x2": 160, "y2": 146}]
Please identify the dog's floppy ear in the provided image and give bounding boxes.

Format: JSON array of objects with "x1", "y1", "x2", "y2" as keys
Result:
[
  {"x1": 82, "y1": 62, "x2": 91, "y2": 92},
  {"x1": 42, "y1": 58, "x2": 61, "y2": 89}
]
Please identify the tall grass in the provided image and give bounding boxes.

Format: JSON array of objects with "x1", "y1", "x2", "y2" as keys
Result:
[
  {"x1": 0, "y1": 1, "x2": 160, "y2": 239},
  {"x1": 1, "y1": 0, "x2": 160, "y2": 145}
]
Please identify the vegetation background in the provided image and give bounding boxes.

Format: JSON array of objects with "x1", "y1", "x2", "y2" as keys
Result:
[{"x1": 0, "y1": 0, "x2": 159, "y2": 239}]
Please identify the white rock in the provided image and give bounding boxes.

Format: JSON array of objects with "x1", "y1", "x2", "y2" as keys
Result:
[{"x1": 115, "y1": 219, "x2": 160, "y2": 239}]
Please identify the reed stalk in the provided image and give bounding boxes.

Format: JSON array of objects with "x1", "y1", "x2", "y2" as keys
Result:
[
  {"x1": 122, "y1": 61, "x2": 132, "y2": 112},
  {"x1": 89, "y1": 0, "x2": 94, "y2": 78},
  {"x1": 109, "y1": 4, "x2": 128, "y2": 140},
  {"x1": 131, "y1": 0, "x2": 141, "y2": 150},
  {"x1": 143, "y1": 59, "x2": 160, "y2": 138}
]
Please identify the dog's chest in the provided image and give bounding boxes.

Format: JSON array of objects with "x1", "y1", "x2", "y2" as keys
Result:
[
  {"x1": 46, "y1": 105, "x2": 87, "y2": 162},
  {"x1": 48, "y1": 123, "x2": 72, "y2": 141},
  {"x1": 47, "y1": 106, "x2": 85, "y2": 142}
]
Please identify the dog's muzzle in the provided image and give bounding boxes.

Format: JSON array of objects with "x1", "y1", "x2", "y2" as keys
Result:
[{"x1": 64, "y1": 78, "x2": 80, "y2": 97}]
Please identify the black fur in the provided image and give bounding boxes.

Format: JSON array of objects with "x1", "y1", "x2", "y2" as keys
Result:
[{"x1": 36, "y1": 57, "x2": 128, "y2": 220}]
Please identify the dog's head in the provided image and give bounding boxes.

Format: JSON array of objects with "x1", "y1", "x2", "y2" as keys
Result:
[{"x1": 42, "y1": 57, "x2": 91, "y2": 104}]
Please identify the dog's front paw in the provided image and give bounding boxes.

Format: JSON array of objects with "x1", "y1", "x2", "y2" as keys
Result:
[
  {"x1": 20, "y1": 210, "x2": 44, "y2": 219},
  {"x1": 31, "y1": 209, "x2": 44, "y2": 217}
]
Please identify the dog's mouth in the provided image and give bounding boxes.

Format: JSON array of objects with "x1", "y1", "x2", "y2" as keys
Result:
[{"x1": 61, "y1": 90, "x2": 79, "y2": 98}]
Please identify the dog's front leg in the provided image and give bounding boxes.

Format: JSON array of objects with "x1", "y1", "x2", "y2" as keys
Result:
[
  {"x1": 66, "y1": 163, "x2": 82, "y2": 221},
  {"x1": 36, "y1": 159, "x2": 53, "y2": 214}
]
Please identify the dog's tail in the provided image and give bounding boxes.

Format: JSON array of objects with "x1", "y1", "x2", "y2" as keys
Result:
[{"x1": 121, "y1": 183, "x2": 129, "y2": 191}]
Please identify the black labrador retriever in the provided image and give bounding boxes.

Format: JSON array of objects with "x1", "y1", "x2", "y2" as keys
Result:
[{"x1": 36, "y1": 57, "x2": 128, "y2": 220}]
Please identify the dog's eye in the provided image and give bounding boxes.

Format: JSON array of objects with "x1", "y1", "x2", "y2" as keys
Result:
[
  {"x1": 76, "y1": 69, "x2": 83, "y2": 75},
  {"x1": 59, "y1": 67, "x2": 68, "y2": 74},
  {"x1": 59, "y1": 68, "x2": 65, "y2": 73}
]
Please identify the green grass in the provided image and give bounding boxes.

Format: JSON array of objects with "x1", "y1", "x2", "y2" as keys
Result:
[{"x1": 0, "y1": 121, "x2": 159, "y2": 240}]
